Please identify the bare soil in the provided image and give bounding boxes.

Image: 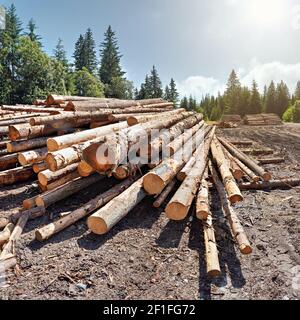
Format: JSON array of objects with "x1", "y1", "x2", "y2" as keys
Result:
[{"x1": 0, "y1": 123, "x2": 299, "y2": 300}]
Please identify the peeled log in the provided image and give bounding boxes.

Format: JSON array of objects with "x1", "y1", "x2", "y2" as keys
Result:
[
  {"x1": 35, "y1": 174, "x2": 103, "y2": 208},
  {"x1": 238, "y1": 178, "x2": 300, "y2": 190},
  {"x1": 9, "y1": 124, "x2": 57, "y2": 141},
  {"x1": 38, "y1": 163, "x2": 79, "y2": 186},
  {"x1": 0, "y1": 167, "x2": 34, "y2": 186},
  {"x1": 218, "y1": 137, "x2": 271, "y2": 181},
  {"x1": 108, "y1": 113, "x2": 155, "y2": 123},
  {"x1": 46, "y1": 94, "x2": 109, "y2": 105},
  {"x1": 0, "y1": 153, "x2": 18, "y2": 171},
  {"x1": 87, "y1": 177, "x2": 146, "y2": 235},
  {"x1": 240, "y1": 148, "x2": 273, "y2": 156},
  {"x1": 196, "y1": 170, "x2": 210, "y2": 220},
  {"x1": 7, "y1": 137, "x2": 47, "y2": 153},
  {"x1": 77, "y1": 161, "x2": 95, "y2": 177},
  {"x1": 47, "y1": 121, "x2": 128, "y2": 151},
  {"x1": 0, "y1": 223, "x2": 14, "y2": 247},
  {"x1": 153, "y1": 179, "x2": 176, "y2": 208},
  {"x1": 2, "y1": 105, "x2": 61, "y2": 115},
  {"x1": 43, "y1": 171, "x2": 80, "y2": 191},
  {"x1": 165, "y1": 128, "x2": 215, "y2": 220},
  {"x1": 210, "y1": 137, "x2": 243, "y2": 204},
  {"x1": 35, "y1": 177, "x2": 137, "y2": 241},
  {"x1": 18, "y1": 147, "x2": 48, "y2": 166},
  {"x1": 33, "y1": 161, "x2": 48, "y2": 173}
]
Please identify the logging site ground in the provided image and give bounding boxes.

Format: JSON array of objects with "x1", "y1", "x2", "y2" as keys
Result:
[{"x1": 0, "y1": 123, "x2": 299, "y2": 300}]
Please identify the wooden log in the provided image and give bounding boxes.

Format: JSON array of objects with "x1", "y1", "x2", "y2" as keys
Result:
[
  {"x1": 35, "y1": 174, "x2": 104, "y2": 208},
  {"x1": 35, "y1": 177, "x2": 137, "y2": 241},
  {"x1": 43, "y1": 171, "x2": 80, "y2": 191},
  {"x1": 87, "y1": 177, "x2": 146, "y2": 235},
  {"x1": 2, "y1": 105, "x2": 61, "y2": 115},
  {"x1": 33, "y1": 161, "x2": 48, "y2": 173},
  {"x1": 0, "y1": 140, "x2": 9, "y2": 149},
  {"x1": 47, "y1": 122, "x2": 128, "y2": 151},
  {"x1": 90, "y1": 120, "x2": 113, "y2": 128},
  {"x1": 0, "y1": 223, "x2": 14, "y2": 247},
  {"x1": 222, "y1": 146, "x2": 259, "y2": 182},
  {"x1": 46, "y1": 94, "x2": 111, "y2": 105},
  {"x1": 153, "y1": 179, "x2": 176, "y2": 208},
  {"x1": 257, "y1": 157, "x2": 285, "y2": 165},
  {"x1": 165, "y1": 128, "x2": 215, "y2": 220},
  {"x1": 0, "y1": 212, "x2": 30, "y2": 260},
  {"x1": 7, "y1": 137, "x2": 48, "y2": 153},
  {"x1": 0, "y1": 218, "x2": 9, "y2": 230},
  {"x1": 209, "y1": 161, "x2": 252, "y2": 255},
  {"x1": 196, "y1": 170, "x2": 210, "y2": 220},
  {"x1": 223, "y1": 148, "x2": 244, "y2": 181},
  {"x1": 218, "y1": 137, "x2": 271, "y2": 181},
  {"x1": 238, "y1": 178, "x2": 300, "y2": 190},
  {"x1": 0, "y1": 126, "x2": 9, "y2": 136},
  {"x1": 210, "y1": 137, "x2": 243, "y2": 204},
  {"x1": 9, "y1": 124, "x2": 57, "y2": 141},
  {"x1": 240, "y1": 148, "x2": 273, "y2": 156},
  {"x1": 0, "y1": 117, "x2": 35, "y2": 127},
  {"x1": 77, "y1": 161, "x2": 95, "y2": 177},
  {"x1": 23, "y1": 195, "x2": 38, "y2": 210},
  {"x1": 112, "y1": 164, "x2": 142, "y2": 180},
  {"x1": 38, "y1": 163, "x2": 79, "y2": 186},
  {"x1": 0, "y1": 167, "x2": 34, "y2": 186},
  {"x1": 230, "y1": 140, "x2": 253, "y2": 146},
  {"x1": 0, "y1": 149, "x2": 8, "y2": 156},
  {"x1": 18, "y1": 147, "x2": 48, "y2": 166},
  {"x1": 108, "y1": 113, "x2": 155, "y2": 123},
  {"x1": 0, "y1": 256, "x2": 17, "y2": 272},
  {"x1": 33, "y1": 99, "x2": 46, "y2": 106}
]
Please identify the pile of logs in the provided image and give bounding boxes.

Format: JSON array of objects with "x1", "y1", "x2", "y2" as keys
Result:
[
  {"x1": 218, "y1": 114, "x2": 242, "y2": 128},
  {"x1": 243, "y1": 113, "x2": 282, "y2": 126},
  {"x1": 0, "y1": 95, "x2": 299, "y2": 278}
]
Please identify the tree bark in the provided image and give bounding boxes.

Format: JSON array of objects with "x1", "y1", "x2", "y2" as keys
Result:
[
  {"x1": 196, "y1": 170, "x2": 210, "y2": 220},
  {"x1": 35, "y1": 177, "x2": 137, "y2": 241},
  {"x1": 9, "y1": 124, "x2": 57, "y2": 141},
  {"x1": 46, "y1": 94, "x2": 110, "y2": 105},
  {"x1": 257, "y1": 157, "x2": 285, "y2": 165},
  {"x1": 87, "y1": 177, "x2": 146, "y2": 235},
  {"x1": 238, "y1": 178, "x2": 300, "y2": 190},
  {"x1": 0, "y1": 153, "x2": 18, "y2": 171},
  {"x1": 153, "y1": 179, "x2": 177, "y2": 208},
  {"x1": 0, "y1": 167, "x2": 34, "y2": 186},
  {"x1": 10, "y1": 207, "x2": 46, "y2": 225},
  {"x1": 2, "y1": 105, "x2": 61, "y2": 115},
  {"x1": 18, "y1": 147, "x2": 48, "y2": 166},
  {"x1": 239, "y1": 148, "x2": 273, "y2": 156},
  {"x1": 222, "y1": 147, "x2": 244, "y2": 181},
  {"x1": 42, "y1": 171, "x2": 80, "y2": 191},
  {"x1": 38, "y1": 163, "x2": 79, "y2": 186},
  {"x1": 90, "y1": 120, "x2": 113, "y2": 128},
  {"x1": 7, "y1": 137, "x2": 47, "y2": 153},
  {"x1": 209, "y1": 161, "x2": 252, "y2": 255},
  {"x1": 33, "y1": 161, "x2": 48, "y2": 173},
  {"x1": 23, "y1": 195, "x2": 39, "y2": 210}
]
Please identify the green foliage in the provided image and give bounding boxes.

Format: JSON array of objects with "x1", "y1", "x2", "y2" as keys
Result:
[
  {"x1": 275, "y1": 81, "x2": 290, "y2": 117},
  {"x1": 282, "y1": 105, "x2": 294, "y2": 122},
  {"x1": 180, "y1": 96, "x2": 188, "y2": 109},
  {"x1": 265, "y1": 81, "x2": 276, "y2": 113},
  {"x1": 294, "y1": 81, "x2": 300, "y2": 100},
  {"x1": 105, "y1": 77, "x2": 134, "y2": 99},
  {"x1": 293, "y1": 100, "x2": 300, "y2": 122},
  {"x1": 54, "y1": 38, "x2": 68, "y2": 68},
  {"x1": 26, "y1": 18, "x2": 42, "y2": 46},
  {"x1": 224, "y1": 69, "x2": 241, "y2": 114},
  {"x1": 138, "y1": 66, "x2": 163, "y2": 99},
  {"x1": 249, "y1": 80, "x2": 262, "y2": 114},
  {"x1": 167, "y1": 78, "x2": 179, "y2": 105},
  {"x1": 73, "y1": 67, "x2": 104, "y2": 97}
]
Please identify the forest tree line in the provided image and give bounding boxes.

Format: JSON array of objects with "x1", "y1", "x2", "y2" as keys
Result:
[{"x1": 0, "y1": 4, "x2": 299, "y2": 123}]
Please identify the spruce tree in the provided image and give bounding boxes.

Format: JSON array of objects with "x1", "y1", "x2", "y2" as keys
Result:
[
  {"x1": 249, "y1": 80, "x2": 262, "y2": 114},
  {"x1": 164, "y1": 85, "x2": 170, "y2": 101},
  {"x1": 275, "y1": 81, "x2": 290, "y2": 117},
  {"x1": 180, "y1": 96, "x2": 188, "y2": 109},
  {"x1": 73, "y1": 34, "x2": 85, "y2": 71},
  {"x1": 169, "y1": 78, "x2": 179, "y2": 105},
  {"x1": 26, "y1": 18, "x2": 41, "y2": 46},
  {"x1": 265, "y1": 81, "x2": 276, "y2": 113},
  {"x1": 54, "y1": 38, "x2": 68, "y2": 68},
  {"x1": 294, "y1": 81, "x2": 300, "y2": 100},
  {"x1": 83, "y1": 28, "x2": 97, "y2": 74},
  {"x1": 99, "y1": 25, "x2": 125, "y2": 85},
  {"x1": 224, "y1": 69, "x2": 241, "y2": 114},
  {"x1": 148, "y1": 65, "x2": 163, "y2": 98}
]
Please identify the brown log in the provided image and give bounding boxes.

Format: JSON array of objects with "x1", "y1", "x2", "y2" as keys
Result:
[
  {"x1": 35, "y1": 174, "x2": 104, "y2": 208},
  {"x1": 38, "y1": 163, "x2": 79, "y2": 186},
  {"x1": 82, "y1": 112, "x2": 196, "y2": 174},
  {"x1": 87, "y1": 177, "x2": 146, "y2": 234},
  {"x1": 112, "y1": 164, "x2": 142, "y2": 180},
  {"x1": 108, "y1": 113, "x2": 155, "y2": 123},
  {"x1": 153, "y1": 179, "x2": 177, "y2": 208},
  {"x1": 46, "y1": 94, "x2": 111, "y2": 105},
  {"x1": 238, "y1": 178, "x2": 300, "y2": 190},
  {"x1": 42, "y1": 171, "x2": 81, "y2": 191},
  {"x1": 35, "y1": 177, "x2": 137, "y2": 241},
  {"x1": 23, "y1": 195, "x2": 39, "y2": 210},
  {"x1": 9, "y1": 124, "x2": 57, "y2": 141},
  {"x1": 0, "y1": 167, "x2": 34, "y2": 186},
  {"x1": 33, "y1": 161, "x2": 48, "y2": 173},
  {"x1": 0, "y1": 117, "x2": 34, "y2": 127},
  {"x1": 2, "y1": 105, "x2": 61, "y2": 115},
  {"x1": 18, "y1": 147, "x2": 48, "y2": 166},
  {"x1": 257, "y1": 157, "x2": 285, "y2": 165},
  {"x1": 7, "y1": 137, "x2": 48, "y2": 153},
  {"x1": 0, "y1": 140, "x2": 9, "y2": 149},
  {"x1": 196, "y1": 170, "x2": 210, "y2": 220},
  {"x1": 90, "y1": 120, "x2": 113, "y2": 128},
  {"x1": 222, "y1": 147, "x2": 244, "y2": 181},
  {"x1": 209, "y1": 161, "x2": 252, "y2": 255},
  {"x1": 77, "y1": 161, "x2": 95, "y2": 177},
  {"x1": 210, "y1": 136, "x2": 243, "y2": 204},
  {"x1": 240, "y1": 148, "x2": 273, "y2": 156},
  {"x1": 0, "y1": 223, "x2": 14, "y2": 247},
  {"x1": 0, "y1": 256, "x2": 17, "y2": 272},
  {"x1": 218, "y1": 137, "x2": 271, "y2": 181},
  {"x1": 165, "y1": 128, "x2": 215, "y2": 220},
  {"x1": 230, "y1": 140, "x2": 253, "y2": 146},
  {"x1": 47, "y1": 121, "x2": 128, "y2": 151},
  {"x1": 33, "y1": 99, "x2": 46, "y2": 106},
  {"x1": 0, "y1": 149, "x2": 8, "y2": 156}
]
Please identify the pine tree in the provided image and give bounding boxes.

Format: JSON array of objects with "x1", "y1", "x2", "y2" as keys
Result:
[
  {"x1": 54, "y1": 38, "x2": 68, "y2": 68},
  {"x1": 294, "y1": 81, "x2": 300, "y2": 100},
  {"x1": 180, "y1": 96, "x2": 188, "y2": 109},
  {"x1": 275, "y1": 81, "x2": 290, "y2": 117},
  {"x1": 164, "y1": 85, "x2": 170, "y2": 101},
  {"x1": 249, "y1": 80, "x2": 262, "y2": 114},
  {"x1": 99, "y1": 25, "x2": 125, "y2": 85},
  {"x1": 26, "y1": 18, "x2": 41, "y2": 46},
  {"x1": 224, "y1": 69, "x2": 241, "y2": 114},
  {"x1": 73, "y1": 34, "x2": 85, "y2": 71},
  {"x1": 169, "y1": 78, "x2": 179, "y2": 106},
  {"x1": 148, "y1": 65, "x2": 163, "y2": 98},
  {"x1": 265, "y1": 81, "x2": 276, "y2": 113},
  {"x1": 83, "y1": 28, "x2": 97, "y2": 74}
]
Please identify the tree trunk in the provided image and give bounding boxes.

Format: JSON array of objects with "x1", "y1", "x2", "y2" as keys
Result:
[
  {"x1": 87, "y1": 177, "x2": 146, "y2": 235},
  {"x1": 18, "y1": 147, "x2": 48, "y2": 166},
  {"x1": 153, "y1": 179, "x2": 177, "y2": 208},
  {"x1": 43, "y1": 171, "x2": 80, "y2": 191},
  {"x1": 257, "y1": 157, "x2": 285, "y2": 165},
  {"x1": 2, "y1": 105, "x2": 61, "y2": 115},
  {"x1": 23, "y1": 195, "x2": 39, "y2": 210},
  {"x1": 35, "y1": 177, "x2": 137, "y2": 241},
  {"x1": 7, "y1": 137, "x2": 47, "y2": 153},
  {"x1": 238, "y1": 178, "x2": 300, "y2": 190},
  {"x1": 230, "y1": 140, "x2": 253, "y2": 146},
  {"x1": 0, "y1": 167, "x2": 34, "y2": 186},
  {"x1": 218, "y1": 137, "x2": 271, "y2": 181},
  {"x1": 109, "y1": 113, "x2": 155, "y2": 123},
  {"x1": 46, "y1": 94, "x2": 110, "y2": 105},
  {"x1": 10, "y1": 207, "x2": 46, "y2": 224},
  {"x1": 47, "y1": 121, "x2": 128, "y2": 151},
  {"x1": 222, "y1": 147, "x2": 244, "y2": 181},
  {"x1": 239, "y1": 148, "x2": 273, "y2": 156},
  {"x1": 0, "y1": 153, "x2": 18, "y2": 171},
  {"x1": 196, "y1": 170, "x2": 210, "y2": 220},
  {"x1": 77, "y1": 161, "x2": 95, "y2": 177},
  {"x1": 35, "y1": 174, "x2": 103, "y2": 208},
  {"x1": 38, "y1": 163, "x2": 79, "y2": 186},
  {"x1": 9, "y1": 124, "x2": 57, "y2": 141},
  {"x1": 33, "y1": 161, "x2": 48, "y2": 173},
  {"x1": 0, "y1": 223, "x2": 14, "y2": 247},
  {"x1": 210, "y1": 137, "x2": 243, "y2": 204},
  {"x1": 209, "y1": 161, "x2": 252, "y2": 255},
  {"x1": 0, "y1": 217, "x2": 9, "y2": 230},
  {"x1": 90, "y1": 120, "x2": 113, "y2": 128}
]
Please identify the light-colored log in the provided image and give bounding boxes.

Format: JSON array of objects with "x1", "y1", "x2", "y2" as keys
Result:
[
  {"x1": 9, "y1": 124, "x2": 57, "y2": 141},
  {"x1": 38, "y1": 163, "x2": 79, "y2": 186},
  {"x1": 0, "y1": 167, "x2": 34, "y2": 186},
  {"x1": 77, "y1": 161, "x2": 95, "y2": 177},
  {"x1": 0, "y1": 223, "x2": 14, "y2": 247},
  {"x1": 2, "y1": 105, "x2": 61, "y2": 115},
  {"x1": 240, "y1": 148, "x2": 273, "y2": 156},
  {"x1": 209, "y1": 161, "x2": 252, "y2": 255},
  {"x1": 257, "y1": 157, "x2": 285, "y2": 165},
  {"x1": 153, "y1": 179, "x2": 176, "y2": 208},
  {"x1": 0, "y1": 218, "x2": 9, "y2": 230},
  {"x1": 196, "y1": 170, "x2": 210, "y2": 220},
  {"x1": 7, "y1": 137, "x2": 47, "y2": 153},
  {"x1": 43, "y1": 171, "x2": 80, "y2": 191},
  {"x1": 18, "y1": 147, "x2": 48, "y2": 166},
  {"x1": 35, "y1": 177, "x2": 137, "y2": 241},
  {"x1": 46, "y1": 94, "x2": 110, "y2": 105},
  {"x1": 87, "y1": 177, "x2": 146, "y2": 235}
]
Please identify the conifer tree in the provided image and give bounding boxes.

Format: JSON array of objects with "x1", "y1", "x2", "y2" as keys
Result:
[
  {"x1": 180, "y1": 96, "x2": 189, "y2": 109},
  {"x1": 26, "y1": 18, "x2": 41, "y2": 46},
  {"x1": 164, "y1": 85, "x2": 170, "y2": 101},
  {"x1": 249, "y1": 80, "x2": 262, "y2": 114},
  {"x1": 275, "y1": 81, "x2": 290, "y2": 117},
  {"x1": 148, "y1": 65, "x2": 163, "y2": 98},
  {"x1": 294, "y1": 81, "x2": 300, "y2": 100},
  {"x1": 265, "y1": 81, "x2": 276, "y2": 113},
  {"x1": 224, "y1": 69, "x2": 241, "y2": 114},
  {"x1": 83, "y1": 28, "x2": 97, "y2": 74},
  {"x1": 169, "y1": 78, "x2": 179, "y2": 105},
  {"x1": 54, "y1": 38, "x2": 68, "y2": 68},
  {"x1": 73, "y1": 34, "x2": 85, "y2": 71}
]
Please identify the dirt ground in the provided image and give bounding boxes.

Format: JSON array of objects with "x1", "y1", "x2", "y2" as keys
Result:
[{"x1": 0, "y1": 123, "x2": 299, "y2": 300}]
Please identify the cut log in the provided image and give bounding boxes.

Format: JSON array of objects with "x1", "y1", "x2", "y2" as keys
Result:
[
  {"x1": 33, "y1": 161, "x2": 48, "y2": 173},
  {"x1": 257, "y1": 157, "x2": 285, "y2": 165},
  {"x1": 0, "y1": 126, "x2": 9, "y2": 136},
  {"x1": 87, "y1": 177, "x2": 146, "y2": 234},
  {"x1": 218, "y1": 137, "x2": 271, "y2": 181},
  {"x1": 0, "y1": 140, "x2": 9, "y2": 149},
  {"x1": 90, "y1": 120, "x2": 113, "y2": 128},
  {"x1": 165, "y1": 128, "x2": 215, "y2": 220},
  {"x1": 46, "y1": 94, "x2": 110, "y2": 105},
  {"x1": 0, "y1": 167, "x2": 34, "y2": 186},
  {"x1": 210, "y1": 137, "x2": 243, "y2": 204},
  {"x1": 209, "y1": 161, "x2": 252, "y2": 255},
  {"x1": 77, "y1": 161, "x2": 95, "y2": 177},
  {"x1": 18, "y1": 147, "x2": 48, "y2": 166},
  {"x1": 223, "y1": 148, "x2": 244, "y2": 181},
  {"x1": 238, "y1": 178, "x2": 300, "y2": 190},
  {"x1": 35, "y1": 177, "x2": 137, "y2": 241},
  {"x1": 44, "y1": 171, "x2": 81, "y2": 191},
  {"x1": 0, "y1": 256, "x2": 17, "y2": 272},
  {"x1": 9, "y1": 124, "x2": 57, "y2": 141},
  {"x1": 23, "y1": 195, "x2": 38, "y2": 210},
  {"x1": 230, "y1": 140, "x2": 253, "y2": 146},
  {"x1": 7, "y1": 137, "x2": 47, "y2": 153},
  {"x1": 47, "y1": 121, "x2": 128, "y2": 151},
  {"x1": 38, "y1": 163, "x2": 79, "y2": 186},
  {"x1": 196, "y1": 170, "x2": 210, "y2": 220},
  {"x1": 240, "y1": 148, "x2": 273, "y2": 156},
  {"x1": 153, "y1": 179, "x2": 177, "y2": 208},
  {"x1": 35, "y1": 174, "x2": 103, "y2": 208},
  {"x1": 11, "y1": 207, "x2": 46, "y2": 225},
  {"x1": 0, "y1": 223, "x2": 14, "y2": 247},
  {"x1": 2, "y1": 105, "x2": 61, "y2": 115},
  {"x1": 0, "y1": 218, "x2": 9, "y2": 230},
  {"x1": 108, "y1": 113, "x2": 155, "y2": 123}
]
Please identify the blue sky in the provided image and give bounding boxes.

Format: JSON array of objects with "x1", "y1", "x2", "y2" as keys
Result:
[{"x1": 1, "y1": 0, "x2": 300, "y2": 98}]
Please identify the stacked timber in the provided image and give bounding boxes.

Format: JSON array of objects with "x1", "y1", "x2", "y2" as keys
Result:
[
  {"x1": 243, "y1": 113, "x2": 282, "y2": 126},
  {"x1": 218, "y1": 114, "x2": 242, "y2": 128}
]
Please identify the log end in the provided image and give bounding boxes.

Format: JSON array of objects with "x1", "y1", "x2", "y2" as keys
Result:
[
  {"x1": 165, "y1": 202, "x2": 189, "y2": 220},
  {"x1": 239, "y1": 243, "x2": 253, "y2": 255},
  {"x1": 252, "y1": 175, "x2": 260, "y2": 183},
  {"x1": 207, "y1": 269, "x2": 221, "y2": 277},
  {"x1": 35, "y1": 196, "x2": 45, "y2": 207},
  {"x1": 47, "y1": 138, "x2": 59, "y2": 152},
  {"x1": 8, "y1": 126, "x2": 20, "y2": 141},
  {"x1": 176, "y1": 172, "x2": 186, "y2": 182},
  {"x1": 37, "y1": 171, "x2": 48, "y2": 186},
  {"x1": 112, "y1": 166, "x2": 129, "y2": 180},
  {"x1": 78, "y1": 161, "x2": 95, "y2": 177},
  {"x1": 262, "y1": 172, "x2": 272, "y2": 182},
  {"x1": 6, "y1": 143, "x2": 13, "y2": 153},
  {"x1": 229, "y1": 194, "x2": 244, "y2": 204},
  {"x1": 142, "y1": 173, "x2": 165, "y2": 195},
  {"x1": 17, "y1": 153, "x2": 27, "y2": 166},
  {"x1": 83, "y1": 143, "x2": 114, "y2": 173},
  {"x1": 87, "y1": 216, "x2": 108, "y2": 235},
  {"x1": 127, "y1": 117, "x2": 138, "y2": 126},
  {"x1": 29, "y1": 118, "x2": 35, "y2": 126},
  {"x1": 196, "y1": 210, "x2": 209, "y2": 220},
  {"x1": 23, "y1": 198, "x2": 36, "y2": 210},
  {"x1": 35, "y1": 228, "x2": 49, "y2": 242},
  {"x1": 45, "y1": 153, "x2": 57, "y2": 172}
]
